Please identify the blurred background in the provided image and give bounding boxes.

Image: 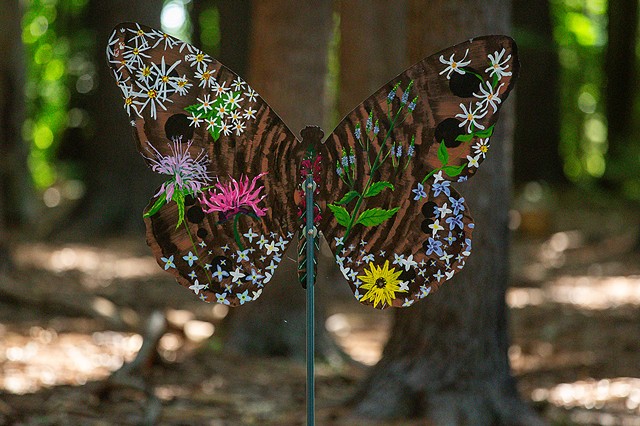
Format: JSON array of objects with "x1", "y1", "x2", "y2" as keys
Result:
[{"x1": 0, "y1": 0, "x2": 639, "y2": 425}]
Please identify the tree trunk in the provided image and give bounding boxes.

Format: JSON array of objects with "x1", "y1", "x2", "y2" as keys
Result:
[
  {"x1": 337, "y1": 0, "x2": 408, "y2": 119},
  {"x1": 605, "y1": 0, "x2": 638, "y2": 160},
  {"x1": 67, "y1": 0, "x2": 165, "y2": 237},
  {"x1": 351, "y1": 2, "x2": 544, "y2": 424},
  {"x1": 0, "y1": 0, "x2": 27, "y2": 271},
  {"x1": 225, "y1": 0, "x2": 336, "y2": 359},
  {"x1": 512, "y1": 0, "x2": 564, "y2": 184}
]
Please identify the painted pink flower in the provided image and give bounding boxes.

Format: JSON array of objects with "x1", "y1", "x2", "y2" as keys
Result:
[
  {"x1": 200, "y1": 173, "x2": 268, "y2": 221},
  {"x1": 145, "y1": 138, "x2": 211, "y2": 202}
]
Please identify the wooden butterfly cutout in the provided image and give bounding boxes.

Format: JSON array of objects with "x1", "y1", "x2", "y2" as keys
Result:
[{"x1": 106, "y1": 23, "x2": 519, "y2": 309}]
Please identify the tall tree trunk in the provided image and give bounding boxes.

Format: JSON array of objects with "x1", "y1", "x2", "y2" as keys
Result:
[
  {"x1": 351, "y1": 2, "x2": 544, "y2": 424},
  {"x1": 605, "y1": 0, "x2": 638, "y2": 161},
  {"x1": 337, "y1": 0, "x2": 408, "y2": 119},
  {"x1": 0, "y1": 0, "x2": 27, "y2": 271},
  {"x1": 513, "y1": 0, "x2": 564, "y2": 184},
  {"x1": 68, "y1": 0, "x2": 165, "y2": 237},
  {"x1": 225, "y1": 0, "x2": 335, "y2": 358}
]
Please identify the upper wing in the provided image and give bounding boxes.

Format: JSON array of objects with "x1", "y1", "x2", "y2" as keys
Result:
[
  {"x1": 106, "y1": 23, "x2": 303, "y2": 306},
  {"x1": 319, "y1": 36, "x2": 518, "y2": 309}
]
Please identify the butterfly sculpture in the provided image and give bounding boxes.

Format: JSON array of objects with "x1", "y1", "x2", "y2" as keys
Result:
[{"x1": 106, "y1": 23, "x2": 518, "y2": 310}]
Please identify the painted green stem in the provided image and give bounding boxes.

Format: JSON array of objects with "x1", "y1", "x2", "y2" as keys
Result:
[{"x1": 233, "y1": 215, "x2": 244, "y2": 250}]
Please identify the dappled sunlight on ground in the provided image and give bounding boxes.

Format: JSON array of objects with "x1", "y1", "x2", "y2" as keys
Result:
[
  {"x1": 13, "y1": 242, "x2": 161, "y2": 281},
  {"x1": 508, "y1": 275, "x2": 640, "y2": 309},
  {"x1": 1, "y1": 203, "x2": 639, "y2": 424},
  {"x1": 0, "y1": 327, "x2": 141, "y2": 394}
]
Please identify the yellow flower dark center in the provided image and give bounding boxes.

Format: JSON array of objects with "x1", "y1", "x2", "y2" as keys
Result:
[{"x1": 375, "y1": 277, "x2": 387, "y2": 288}]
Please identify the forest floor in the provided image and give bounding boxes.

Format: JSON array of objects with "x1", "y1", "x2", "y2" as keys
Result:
[{"x1": 0, "y1": 188, "x2": 639, "y2": 425}]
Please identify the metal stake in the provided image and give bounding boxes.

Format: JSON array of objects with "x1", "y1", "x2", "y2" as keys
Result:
[{"x1": 305, "y1": 174, "x2": 315, "y2": 426}]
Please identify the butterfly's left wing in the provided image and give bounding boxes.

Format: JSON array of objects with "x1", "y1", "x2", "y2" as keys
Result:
[
  {"x1": 319, "y1": 35, "x2": 518, "y2": 309},
  {"x1": 106, "y1": 23, "x2": 303, "y2": 306}
]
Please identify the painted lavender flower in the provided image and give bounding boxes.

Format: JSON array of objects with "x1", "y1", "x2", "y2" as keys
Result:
[
  {"x1": 200, "y1": 173, "x2": 268, "y2": 249},
  {"x1": 143, "y1": 138, "x2": 212, "y2": 226},
  {"x1": 145, "y1": 138, "x2": 212, "y2": 202},
  {"x1": 200, "y1": 173, "x2": 268, "y2": 221}
]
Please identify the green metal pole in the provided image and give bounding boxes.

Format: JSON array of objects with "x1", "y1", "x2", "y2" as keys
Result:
[{"x1": 305, "y1": 173, "x2": 315, "y2": 426}]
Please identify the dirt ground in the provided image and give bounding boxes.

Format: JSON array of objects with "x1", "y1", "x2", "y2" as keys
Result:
[{"x1": 0, "y1": 189, "x2": 639, "y2": 425}]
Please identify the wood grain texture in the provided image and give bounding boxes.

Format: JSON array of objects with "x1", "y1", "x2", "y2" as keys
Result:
[
  {"x1": 319, "y1": 35, "x2": 519, "y2": 308},
  {"x1": 107, "y1": 23, "x2": 303, "y2": 306}
]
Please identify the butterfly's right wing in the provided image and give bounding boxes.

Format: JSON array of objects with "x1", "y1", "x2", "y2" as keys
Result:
[
  {"x1": 318, "y1": 36, "x2": 518, "y2": 308},
  {"x1": 107, "y1": 23, "x2": 303, "y2": 306}
]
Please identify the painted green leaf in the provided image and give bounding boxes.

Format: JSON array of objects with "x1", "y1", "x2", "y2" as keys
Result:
[
  {"x1": 475, "y1": 125, "x2": 494, "y2": 138},
  {"x1": 356, "y1": 207, "x2": 399, "y2": 227},
  {"x1": 437, "y1": 141, "x2": 449, "y2": 166},
  {"x1": 455, "y1": 133, "x2": 474, "y2": 142},
  {"x1": 144, "y1": 195, "x2": 167, "y2": 218},
  {"x1": 185, "y1": 104, "x2": 200, "y2": 114},
  {"x1": 364, "y1": 181, "x2": 394, "y2": 198},
  {"x1": 210, "y1": 127, "x2": 221, "y2": 142},
  {"x1": 443, "y1": 164, "x2": 466, "y2": 177},
  {"x1": 336, "y1": 190, "x2": 359, "y2": 205},
  {"x1": 173, "y1": 190, "x2": 185, "y2": 229},
  {"x1": 328, "y1": 204, "x2": 351, "y2": 227}
]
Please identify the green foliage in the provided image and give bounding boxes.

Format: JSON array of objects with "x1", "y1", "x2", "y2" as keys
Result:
[
  {"x1": 23, "y1": 0, "x2": 92, "y2": 189},
  {"x1": 355, "y1": 207, "x2": 399, "y2": 227},
  {"x1": 550, "y1": 0, "x2": 608, "y2": 183}
]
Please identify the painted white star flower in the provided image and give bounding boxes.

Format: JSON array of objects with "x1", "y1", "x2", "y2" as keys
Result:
[
  {"x1": 229, "y1": 267, "x2": 246, "y2": 283},
  {"x1": 466, "y1": 154, "x2": 481, "y2": 168},
  {"x1": 473, "y1": 80, "x2": 504, "y2": 113},
  {"x1": 485, "y1": 48, "x2": 512, "y2": 79},
  {"x1": 189, "y1": 279, "x2": 206, "y2": 295},
  {"x1": 398, "y1": 254, "x2": 418, "y2": 271},
  {"x1": 473, "y1": 138, "x2": 490, "y2": 158},
  {"x1": 455, "y1": 102, "x2": 487, "y2": 133},
  {"x1": 439, "y1": 49, "x2": 470, "y2": 79}
]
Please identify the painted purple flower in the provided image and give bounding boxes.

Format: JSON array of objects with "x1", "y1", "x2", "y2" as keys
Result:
[
  {"x1": 145, "y1": 138, "x2": 212, "y2": 202},
  {"x1": 200, "y1": 172, "x2": 268, "y2": 221}
]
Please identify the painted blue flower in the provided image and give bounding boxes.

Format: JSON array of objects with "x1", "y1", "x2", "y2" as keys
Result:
[
  {"x1": 408, "y1": 101, "x2": 417, "y2": 112},
  {"x1": 387, "y1": 90, "x2": 395, "y2": 102},
  {"x1": 407, "y1": 144, "x2": 415, "y2": 157},
  {"x1": 444, "y1": 232, "x2": 457, "y2": 245},
  {"x1": 450, "y1": 196, "x2": 465, "y2": 215},
  {"x1": 354, "y1": 126, "x2": 361, "y2": 139},
  {"x1": 236, "y1": 290, "x2": 252, "y2": 305},
  {"x1": 212, "y1": 265, "x2": 229, "y2": 281},
  {"x1": 432, "y1": 180, "x2": 451, "y2": 197},
  {"x1": 412, "y1": 183, "x2": 427, "y2": 200},
  {"x1": 336, "y1": 166, "x2": 343, "y2": 176},
  {"x1": 425, "y1": 237, "x2": 443, "y2": 256},
  {"x1": 183, "y1": 251, "x2": 198, "y2": 267},
  {"x1": 401, "y1": 91, "x2": 409, "y2": 104},
  {"x1": 161, "y1": 255, "x2": 176, "y2": 270},
  {"x1": 349, "y1": 153, "x2": 356, "y2": 165},
  {"x1": 373, "y1": 123, "x2": 379, "y2": 135},
  {"x1": 366, "y1": 115, "x2": 373, "y2": 131},
  {"x1": 446, "y1": 214, "x2": 464, "y2": 230},
  {"x1": 341, "y1": 155, "x2": 349, "y2": 168},
  {"x1": 395, "y1": 145, "x2": 402, "y2": 158}
]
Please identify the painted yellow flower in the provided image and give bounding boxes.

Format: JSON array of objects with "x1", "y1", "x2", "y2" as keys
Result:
[{"x1": 358, "y1": 261, "x2": 405, "y2": 308}]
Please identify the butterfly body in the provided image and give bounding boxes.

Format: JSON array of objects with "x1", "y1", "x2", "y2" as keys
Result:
[{"x1": 107, "y1": 23, "x2": 518, "y2": 309}]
